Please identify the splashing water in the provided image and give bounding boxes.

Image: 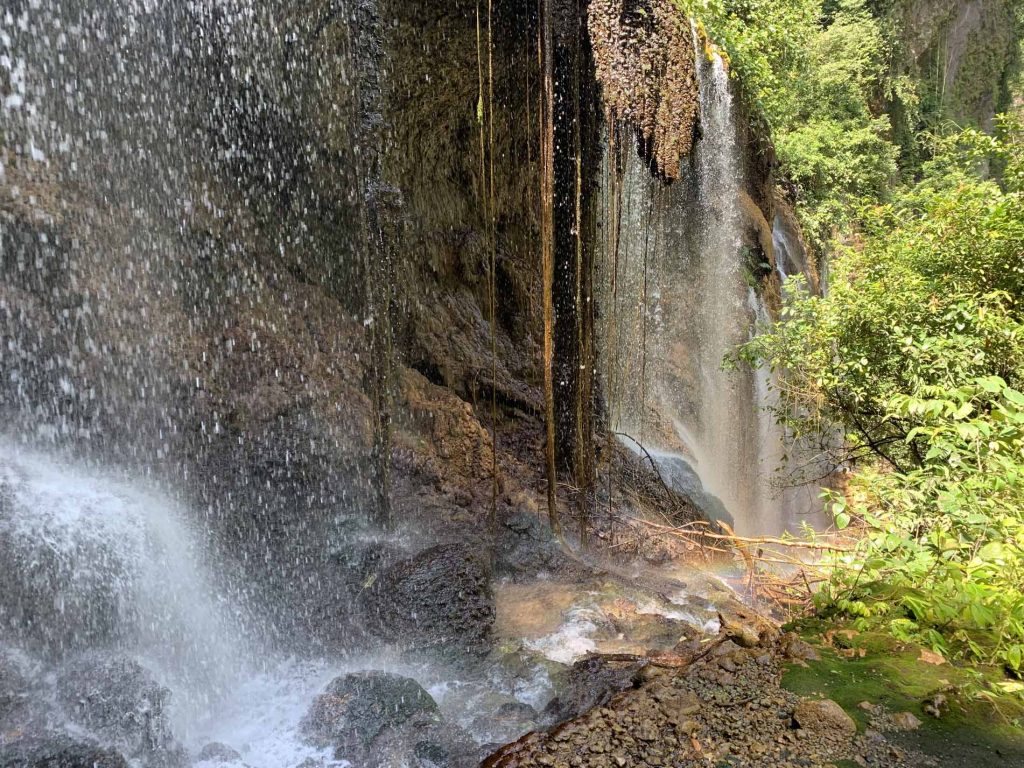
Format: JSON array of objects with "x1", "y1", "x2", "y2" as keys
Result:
[{"x1": 0, "y1": 439, "x2": 248, "y2": 739}]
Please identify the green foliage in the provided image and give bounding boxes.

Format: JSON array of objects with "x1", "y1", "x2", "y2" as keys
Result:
[
  {"x1": 740, "y1": 120, "x2": 1024, "y2": 673},
  {"x1": 773, "y1": 1, "x2": 901, "y2": 247},
  {"x1": 740, "y1": 120, "x2": 1024, "y2": 470},
  {"x1": 679, "y1": 0, "x2": 904, "y2": 249},
  {"x1": 675, "y1": 0, "x2": 820, "y2": 120},
  {"x1": 820, "y1": 379, "x2": 1024, "y2": 674}
]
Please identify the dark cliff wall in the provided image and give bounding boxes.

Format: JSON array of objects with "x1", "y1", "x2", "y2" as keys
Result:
[{"x1": 0, "y1": 0, "x2": 758, "y2": 624}]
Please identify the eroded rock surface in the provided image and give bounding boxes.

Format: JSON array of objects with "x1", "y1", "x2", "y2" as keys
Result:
[
  {"x1": 0, "y1": 734, "x2": 129, "y2": 768},
  {"x1": 300, "y1": 670, "x2": 480, "y2": 767},
  {"x1": 301, "y1": 671, "x2": 438, "y2": 751},
  {"x1": 360, "y1": 543, "x2": 495, "y2": 653},
  {"x1": 55, "y1": 655, "x2": 181, "y2": 766}
]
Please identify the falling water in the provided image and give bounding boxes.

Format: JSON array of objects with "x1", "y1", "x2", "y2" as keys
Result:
[
  {"x1": 0, "y1": 2, "x2": 562, "y2": 765},
  {"x1": 686, "y1": 44, "x2": 764, "y2": 534},
  {"x1": 0, "y1": 440, "x2": 246, "y2": 737},
  {"x1": 602, "y1": 35, "x2": 821, "y2": 536}
]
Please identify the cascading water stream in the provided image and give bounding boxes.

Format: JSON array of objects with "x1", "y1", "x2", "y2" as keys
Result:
[
  {"x1": 0, "y1": 440, "x2": 569, "y2": 766},
  {"x1": 686, "y1": 40, "x2": 763, "y2": 534},
  {"x1": 0, "y1": 439, "x2": 247, "y2": 740},
  {"x1": 602, "y1": 28, "x2": 822, "y2": 537}
]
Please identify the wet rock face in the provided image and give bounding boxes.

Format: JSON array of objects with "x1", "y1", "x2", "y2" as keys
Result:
[
  {"x1": 360, "y1": 543, "x2": 495, "y2": 652},
  {"x1": 0, "y1": 513, "x2": 127, "y2": 658},
  {"x1": 542, "y1": 657, "x2": 644, "y2": 726},
  {"x1": 0, "y1": 650, "x2": 31, "y2": 725},
  {"x1": 196, "y1": 742, "x2": 243, "y2": 763},
  {"x1": 55, "y1": 655, "x2": 179, "y2": 765},
  {"x1": 588, "y1": 0, "x2": 699, "y2": 179},
  {"x1": 300, "y1": 671, "x2": 478, "y2": 767},
  {"x1": 301, "y1": 671, "x2": 438, "y2": 750},
  {"x1": 0, "y1": 734, "x2": 129, "y2": 768}
]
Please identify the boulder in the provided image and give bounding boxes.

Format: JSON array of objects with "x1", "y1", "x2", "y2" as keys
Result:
[
  {"x1": 370, "y1": 719, "x2": 478, "y2": 768},
  {"x1": 891, "y1": 711, "x2": 922, "y2": 730},
  {"x1": 793, "y1": 698, "x2": 857, "y2": 737},
  {"x1": 196, "y1": 742, "x2": 243, "y2": 763},
  {"x1": 717, "y1": 605, "x2": 779, "y2": 648},
  {"x1": 361, "y1": 543, "x2": 494, "y2": 652},
  {"x1": 0, "y1": 648, "x2": 31, "y2": 724},
  {"x1": 0, "y1": 734, "x2": 129, "y2": 768},
  {"x1": 542, "y1": 657, "x2": 644, "y2": 725},
  {"x1": 0, "y1": 512, "x2": 128, "y2": 658},
  {"x1": 780, "y1": 632, "x2": 821, "y2": 662},
  {"x1": 56, "y1": 655, "x2": 180, "y2": 764},
  {"x1": 301, "y1": 671, "x2": 439, "y2": 751}
]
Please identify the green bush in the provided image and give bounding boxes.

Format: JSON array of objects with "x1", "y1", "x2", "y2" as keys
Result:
[
  {"x1": 739, "y1": 118, "x2": 1024, "y2": 672},
  {"x1": 823, "y1": 380, "x2": 1024, "y2": 674}
]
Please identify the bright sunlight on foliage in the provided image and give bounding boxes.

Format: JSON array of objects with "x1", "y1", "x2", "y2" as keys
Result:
[{"x1": 740, "y1": 116, "x2": 1024, "y2": 674}]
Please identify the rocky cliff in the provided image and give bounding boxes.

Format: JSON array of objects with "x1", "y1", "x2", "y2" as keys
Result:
[{"x1": 0, "y1": 0, "x2": 787, "y2": 637}]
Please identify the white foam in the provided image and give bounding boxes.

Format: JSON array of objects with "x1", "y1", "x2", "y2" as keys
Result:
[{"x1": 524, "y1": 608, "x2": 602, "y2": 665}]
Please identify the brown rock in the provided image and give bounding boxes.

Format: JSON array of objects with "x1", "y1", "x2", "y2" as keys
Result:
[
  {"x1": 780, "y1": 633, "x2": 821, "y2": 662},
  {"x1": 892, "y1": 711, "x2": 922, "y2": 730},
  {"x1": 792, "y1": 699, "x2": 857, "y2": 737}
]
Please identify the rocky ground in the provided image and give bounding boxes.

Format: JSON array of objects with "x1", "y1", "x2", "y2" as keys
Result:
[{"x1": 482, "y1": 632, "x2": 940, "y2": 768}]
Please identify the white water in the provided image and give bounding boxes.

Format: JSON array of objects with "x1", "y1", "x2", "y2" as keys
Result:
[
  {"x1": 601, "y1": 34, "x2": 822, "y2": 537},
  {"x1": 0, "y1": 440, "x2": 247, "y2": 739},
  {"x1": 0, "y1": 441, "x2": 560, "y2": 764},
  {"x1": 686, "y1": 46, "x2": 763, "y2": 533}
]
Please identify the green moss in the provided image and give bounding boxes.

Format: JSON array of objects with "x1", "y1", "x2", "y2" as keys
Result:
[{"x1": 781, "y1": 622, "x2": 1024, "y2": 767}]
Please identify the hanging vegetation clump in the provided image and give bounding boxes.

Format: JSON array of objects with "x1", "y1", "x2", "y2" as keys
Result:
[{"x1": 588, "y1": 0, "x2": 700, "y2": 179}]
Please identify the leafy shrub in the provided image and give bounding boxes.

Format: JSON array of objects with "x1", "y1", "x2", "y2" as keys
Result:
[
  {"x1": 822, "y1": 380, "x2": 1024, "y2": 674},
  {"x1": 740, "y1": 118, "x2": 1024, "y2": 673}
]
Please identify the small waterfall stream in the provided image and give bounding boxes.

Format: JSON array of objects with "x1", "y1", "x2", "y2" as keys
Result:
[
  {"x1": 0, "y1": 439, "x2": 568, "y2": 766},
  {"x1": 602, "y1": 40, "x2": 820, "y2": 536},
  {"x1": 0, "y1": 441, "x2": 246, "y2": 738}
]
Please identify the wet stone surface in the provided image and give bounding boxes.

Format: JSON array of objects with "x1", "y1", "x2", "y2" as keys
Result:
[
  {"x1": 301, "y1": 671, "x2": 439, "y2": 750},
  {"x1": 0, "y1": 734, "x2": 130, "y2": 768},
  {"x1": 55, "y1": 654, "x2": 181, "y2": 765},
  {"x1": 359, "y1": 543, "x2": 496, "y2": 655},
  {"x1": 297, "y1": 668, "x2": 480, "y2": 768}
]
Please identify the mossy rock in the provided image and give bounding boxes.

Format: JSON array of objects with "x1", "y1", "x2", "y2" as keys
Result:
[{"x1": 781, "y1": 622, "x2": 1024, "y2": 767}]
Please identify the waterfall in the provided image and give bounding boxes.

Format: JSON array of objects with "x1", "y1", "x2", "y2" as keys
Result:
[
  {"x1": 686, "y1": 44, "x2": 764, "y2": 534},
  {"x1": 601, "y1": 32, "x2": 820, "y2": 537},
  {"x1": 0, "y1": 439, "x2": 247, "y2": 738}
]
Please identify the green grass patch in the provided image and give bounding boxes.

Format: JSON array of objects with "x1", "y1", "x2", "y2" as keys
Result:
[{"x1": 781, "y1": 621, "x2": 1024, "y2": 767}]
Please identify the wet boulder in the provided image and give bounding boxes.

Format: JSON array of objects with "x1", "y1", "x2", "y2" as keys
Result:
[
  {"x1": 370, "y1": 719, "x2": 479, "y2": 768},
  {"x1": 300, "y1": 671, "x2": 439, "y2": 752},
  {"x1": 495, "y1": 510, "x2": 589, "y2": 581},
  {"x1": 0, "y1": 734, "x2": 129, "y2": 768},
  {"x1": 195, "y1": 742, "x2": 243, "y2": 763},
  {"x1": 542, "y1": 656, "x2": 645, "y2": 725},
  {"x1": 0, "y1": 648, "x2": 31, "y2": 724},
  {"x1": 0, "y1": 507, "x2": 128, "y2": 658},
  {"x1": 303, "y1": 535, "x2": 402, "y2": 652},
  {"x1": 360, "y1": 543, "x2": 494, "y2": 652},
  {"x1": 56, "y1": 655, "x2": 180, "y2": 765}
]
